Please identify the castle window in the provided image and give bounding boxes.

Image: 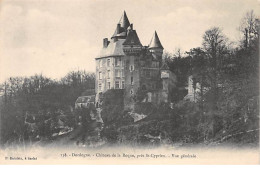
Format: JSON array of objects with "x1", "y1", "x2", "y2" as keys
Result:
[
  {"x1": 115, "y1": 69, "x2": 120, "y2": 78},
  {"x1": 107, "y1": 82, "x2": 110, "y2": 89},
  {"x1": 131, "y1": 76, "x2": 134, "y2": 85},
  {"x1": 107, "y1": 59, "x2": 110, "y2": 67},
  {"x1": 115, "y1": 57, "x2": 121, "y2": 66},
  {"x1": 121, "y1": 69, "x2": 125, "y2": 77},
  {"x1": 115, "y1": 81, "x2": 120, "y2": 89},
  {"x1": 107, "y1": 70, "x2": 110, "y2": 78},
  {"x1": 98, "y1": 83, "x2": 102, "y2": 91},
  {"x1": 102, "y1": 59, "x2": 106, "y2": 66},
  {"x1": 99, "y1": 72, "x2": 102, "y2": 80},
  {"x1": 130, "y1": 65, "x2": 134, "y2": 72},
  {"x1": 122, "y1": 81, "x2": 125, "y2": 89}
]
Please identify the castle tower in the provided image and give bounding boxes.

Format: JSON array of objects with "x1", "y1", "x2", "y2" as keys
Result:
[
  {"x1": 122, "y1": 19, "x2": 142, "y2": 110},
  {"x1": 95, "y1": 12, "x2": 171, "y2": 110},
  {"x1": 148, "y1": 31, "x2": 164, "y2": 66},
  {"x1": 95, "y1": 11, "x2": 131, "y2": 106},
  {"x1": 111, "y1": 11, "x2": 130, "y2": 41}
]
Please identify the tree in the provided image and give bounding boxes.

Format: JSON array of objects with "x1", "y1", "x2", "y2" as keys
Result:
[
  {"x1": 187, "y1": 48, "x2": 209, "y2": 114},
  {"x1": 202, "y1": 27, "x2": 229, "y2": 109},
  {"x1": 239, "y1": 10, "x2": 259, "y2": 48}
]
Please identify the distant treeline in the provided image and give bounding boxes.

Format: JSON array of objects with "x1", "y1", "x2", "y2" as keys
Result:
[{"x1": 0, "y1": 70, "x2": 95, "y2": 145}]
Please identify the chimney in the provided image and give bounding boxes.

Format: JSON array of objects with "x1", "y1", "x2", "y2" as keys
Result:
[
  {"x1": 103, "y1": 38, "x2": 109, "y2": 48},
  {"x1": 117, "y1": 24, "x2": 121, "y2": 34},
  {"x1": 130, "y1": 23, "x2": 133, "y2": 30}
]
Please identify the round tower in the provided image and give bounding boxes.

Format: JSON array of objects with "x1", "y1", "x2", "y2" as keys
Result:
[{"x1": 148, "y1": 31, "x2": 164, "y2": 65}]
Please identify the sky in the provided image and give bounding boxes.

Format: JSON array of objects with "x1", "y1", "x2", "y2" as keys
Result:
[{"x1": 0, "y1": 0, "x2": 260, "y2": 83}]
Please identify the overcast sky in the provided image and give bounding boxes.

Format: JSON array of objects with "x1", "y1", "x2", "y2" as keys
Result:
[{"x1": 0, "y1": 0, "x2": 260, "y2": 83}]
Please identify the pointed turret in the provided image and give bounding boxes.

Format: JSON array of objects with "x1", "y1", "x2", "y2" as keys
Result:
[
  {"x1": 111, "y1": 11, "x2": 131, "y2": 39},
  {"x1": 148, "y1": 31, "x2": 163, "y2": 49},
  {"x1": 119, "y1": 11, "x2": 130, "y2": 30},
  {"x1": 148, "y1": 31, "x2": 164, "y2": 65},
  {"x1": 161, "y1": 62, "x2": 169, "y2": 70},
  {"x1": 123, "y1": 30, "x2": 142, "y2": 46}
]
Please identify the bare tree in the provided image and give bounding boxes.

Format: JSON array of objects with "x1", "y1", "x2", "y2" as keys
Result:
[
  {"x1": 202, "y1": 27, "x2": 228, "y2": 109},
  {"x1": 239, "y1": 10, "x2": 259, "y2": 48}
]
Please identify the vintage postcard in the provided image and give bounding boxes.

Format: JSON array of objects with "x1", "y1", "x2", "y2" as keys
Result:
[{"x1": 0, "y1": 0, "x2": 259, "y2": 165}]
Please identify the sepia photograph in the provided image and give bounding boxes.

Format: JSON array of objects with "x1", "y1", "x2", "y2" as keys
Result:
[{"x1": 0, "y1": 0, "x2": 259, "y2": 165}]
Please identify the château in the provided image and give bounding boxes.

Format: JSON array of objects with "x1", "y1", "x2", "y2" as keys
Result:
[{"x1": 95, "y1": 11, "x2": 176, "y2": 110}]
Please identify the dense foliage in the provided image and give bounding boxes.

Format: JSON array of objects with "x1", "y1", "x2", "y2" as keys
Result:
[{"x1": 0, "y1": 70, "x2": 95, "y2": 145}]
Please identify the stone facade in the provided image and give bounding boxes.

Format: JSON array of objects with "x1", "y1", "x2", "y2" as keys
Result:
[
  {"x1": 184, "y1": 75, "x2": 209, "y2": 102},
  {"x1": 95, "y1": 11, "x2": 176, "y2": 110}
]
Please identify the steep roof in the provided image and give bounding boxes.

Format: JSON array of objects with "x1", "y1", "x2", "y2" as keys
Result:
[
  {"x1": 97, "y1": 39, "x2": 125, "y2": 58},
  {"x1": 123, "y1": 30, "x2": 142, "y2": 46},
  {"x1": 111, "y1": 11, "x2": 130, "y2": 38},
  {"x1": 149, "y1": 31, "x2": 163, "y2": 49},
  {"x1": 119, "y1": 11, "x2": 130, "y2": 29},
  {"x1": 161, "y1": 62, "x2": 169, "y2": 70}
]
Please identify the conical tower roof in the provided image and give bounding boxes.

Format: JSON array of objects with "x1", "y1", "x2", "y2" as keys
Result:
[
  {"x1": 123, "y1": 30, "x2": 142, "y2": 46},
  {"x1": 111, "y1": 11, "x2": 131, "y2": 38},
  {"x1": 119, "y1": 11, "x2": 130, "y2": 30},
  {"x1": 161, "y1": 62, "x2": 169, "y2": 70},
  {"x1": 149, "y1": 31, "x2": 163, "y2": 49}
]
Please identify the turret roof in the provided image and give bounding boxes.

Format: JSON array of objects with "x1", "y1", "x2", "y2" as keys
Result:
[
  {"x1": 161, "y1": 62, "x2": 169, "y2": 70},
  {"x1": 149, "y1": 31, "x2": 163, "y2": 49},
  {"x1": 111, "y1": 11, "x2": 130, "y2": 38},
  {"x1": 123, "y1": 30, "x2": 142, "y2": 46},
  {"x1": 119, "y1": 11, "x2": 130, "y2": 29},
  {"x1": 97, "y1": 39, "x2": 125, "y2": 58}
]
